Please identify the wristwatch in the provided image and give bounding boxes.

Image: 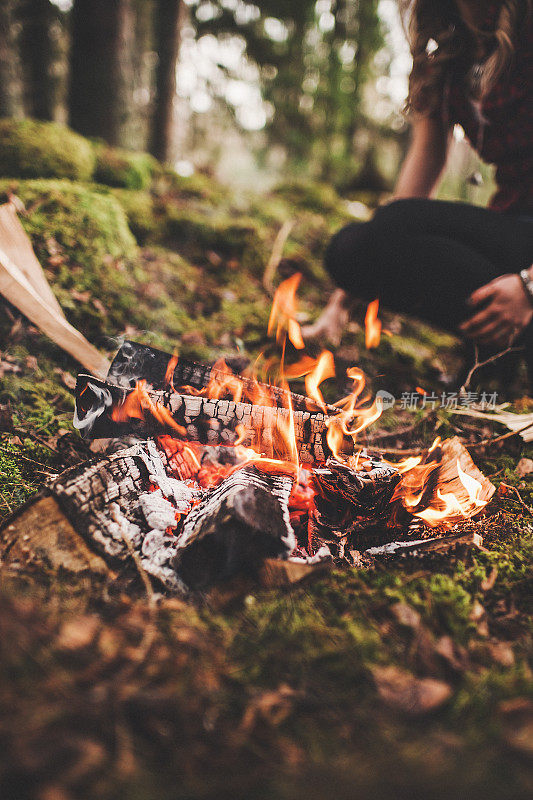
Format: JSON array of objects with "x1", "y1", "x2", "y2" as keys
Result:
[{"x1": 519, "y1": 268, "x2": 533, "y2": 306}]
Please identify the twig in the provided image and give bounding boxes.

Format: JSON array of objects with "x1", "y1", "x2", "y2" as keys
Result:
[
  {"x1": 0, "y1": 491, "x2": 13, "y2": 513},
  {"x1": 365, "y1": 445, "x2": 425, "y2": 457},
  {"x1": 460, "y1": 342, "x2": 522, "y2": 393},
  {"x1": 365, "y1": 422, "x2": 532, "y2": 457},
  {"x1": 263, "y1": 220, "x2": 295, "y2": 294},
  {"x1": 498, "y1": 483, "x2": 533, "y2": 516},
  {"x1": 468, "y1": 421, "x2": 533, "y2": 451},
  {"x1": 12, "y1": 427, "x2": 61, "y2": 456}
]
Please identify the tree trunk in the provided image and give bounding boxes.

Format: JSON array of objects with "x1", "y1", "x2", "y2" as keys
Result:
[
  {"x1": 130, "y1": 0, "x2": 155, "y2": 150},
  {"x1": 149, "y1": 0, "x2": 182, "y2": 163},
  {"x1": 68, "y1": 0, "x2": 135, "y2": 146},
  {"x1": 0, "y1": 0, "x2": 23, "y2": 118},
  {"x1": 18, "y1": 0, "x2": 57, "y2": 120}
]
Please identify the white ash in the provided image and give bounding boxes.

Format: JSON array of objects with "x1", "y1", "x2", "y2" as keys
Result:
[
  {"x1": 289, "y1": 544, "x2": 332, "y2": 564},
  {"x1": 148, "y1": 475, "x2": 199, "y2": 509},
  {"x1": 139, "y1": 489, "x2": 180, "y2": 531},
  {"x1": 90, "y1": 502, "x2": 143, "y2": 557},
  {"x1": 142, "y1": 530, "x2": 178, "y2": 566},
  {"x1": 141, "y1": 531, "x2": 187, "y2": 594}
]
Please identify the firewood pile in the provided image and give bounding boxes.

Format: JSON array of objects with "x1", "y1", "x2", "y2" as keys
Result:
[{"x1": 0, "y1": 341, "x2": 496, "y2": 597}]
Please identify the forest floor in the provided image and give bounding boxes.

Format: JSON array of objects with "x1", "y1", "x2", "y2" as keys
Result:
[{"x1": 0, "y1": 126, "x2": 532, "y2": 799}]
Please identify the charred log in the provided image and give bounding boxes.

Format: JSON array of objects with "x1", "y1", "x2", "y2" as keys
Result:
[
  {"x1": 2, "y1": 441, "x2": 297, "y2": 594},
  {"x1": 106, "y1": 340, "x2": 337, "y2": 414},
  {"x1": 49, "y1": 439, "x2": 194, "y2": 593},
  {"x1": 364, "y1": 531, "x2": 484, "y2": 560},
  {"x1": 172, "y1": 466, "x2": 295, "y2": 590}
]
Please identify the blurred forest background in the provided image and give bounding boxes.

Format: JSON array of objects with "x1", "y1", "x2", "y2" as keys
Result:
[{"x1": 0, "y1": 0, "x2": 494, "y2": 201}]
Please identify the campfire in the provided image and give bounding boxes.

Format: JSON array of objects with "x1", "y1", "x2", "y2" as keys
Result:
[{"x1": 2, "y1": 276, "x2": 495, "y2": 594}]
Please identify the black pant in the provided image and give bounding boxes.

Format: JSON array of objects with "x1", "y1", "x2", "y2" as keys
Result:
[{"x1": 325, "y1": 198, "x2": 533, "y2": 377}]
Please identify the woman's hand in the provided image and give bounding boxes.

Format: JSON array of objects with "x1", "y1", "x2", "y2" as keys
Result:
[{"x1": 459, "y1": 273, "x2": 533, "y2": 349}]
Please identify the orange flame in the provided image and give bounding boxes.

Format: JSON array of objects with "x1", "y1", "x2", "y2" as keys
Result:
[
  {"x1": 112, "y1": 380, "x2": 187, "y2": 436},
  {"x1": 106, "y1": 276, "x2": 492, "y2": 532},
  {"x1": 164, "y1": 350, "x2": 179, "y2": 391},
  {"x1": 365, "y1": 299, "x2": 382, "y2": 349},
  {"x1": 392, "y1": 438, "x2": 490, "y2": 528},
  {"x1": 325, "y1": 366, "x2": 383, "y2": 460},
  {"x1": 305, "y1": 350, "x2": 335, "y2": 412},
  {"x1": 205, "y1": 358, "x2": 244, "y2": 403},
  {"x1": 267, "y1": 273, "x2": 305, "y2": 349}
]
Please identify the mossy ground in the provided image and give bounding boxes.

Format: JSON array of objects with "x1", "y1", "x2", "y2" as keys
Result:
[{"x1": 0, "y1": 131, "x2": 532, "y2": 799}]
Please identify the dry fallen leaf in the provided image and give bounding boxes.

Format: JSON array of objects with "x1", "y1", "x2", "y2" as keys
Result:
[
  {"x1": 434, "y1": 635, "x2": 469, "y2": 674},
  {"x1": 0, "y1": 357, "x2": 22, "y2": 377},
  {"x1": 56, "y1": 615, "x2": 100, "y2": 652},
  {"x1": 469, "y1": 600, "x2": 489, "y2": 636},
  {"x1": 481, "y1": 566, "x2": 498, "y2": 592},
  {"x1": 499, "y1": 698, "x2": 533, "y2": 758},
  {"x1": 515, "y1": 458, "x2": 533, "y2": 478},
  {"x1": 488, "y1": 641, "x2": 515, "y2": 668},
  {"x1": 53, "y1": 367, "x2": 76, "y2": 390},
  {"x1": 240, "y1": 684, "x2": 298, "y2": 733},
  {"x1": 372, "y1": 665, "x2": 452, "y2": 716},
  {"x1": 70, "y1": 289, "x2": 91, "y2": 303},
  {"x1": 92, "y1": 297, "x2": 107, "y2": 316},
  {"x1": 0, "y1": 402, "x2": 13, "y2": 432}
]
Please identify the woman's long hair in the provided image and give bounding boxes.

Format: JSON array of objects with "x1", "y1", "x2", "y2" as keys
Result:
[{"x1": 400, "y1": 0, "x2": 531, "y2": 113}]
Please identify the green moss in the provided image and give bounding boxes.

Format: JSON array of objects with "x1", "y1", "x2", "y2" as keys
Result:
[
  {"x1": 272, "y1": 179, "x2": 348, "y2": 215},
  {"x1": 0, "y1": 119, "x2": 95, "y2": 181},
  {"x1": 93, "y1": 144, "x2": 159, "y2": 190},
  {"x1": 153, "y1": 167, "x2": 226, "y2": 205},
  {"x1": 108, "y1": 188, "x2": 162, "y2": 244},
  {"x1": 0, "y1": 178, "x2": 135, "y2": 260},
  {"x1": 164, "y1": 207, "x2": 267, "y2": 273},
  {"x1": 0, "y1": 178, "x2": 138, "y2": 338}
]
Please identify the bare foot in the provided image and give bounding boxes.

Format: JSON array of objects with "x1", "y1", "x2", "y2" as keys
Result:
[{"x1": 302, "y1": 289, "x2": 352, "y2": 347}]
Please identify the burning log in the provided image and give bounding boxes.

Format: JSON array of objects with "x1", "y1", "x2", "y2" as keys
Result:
[
  {"x1": 308, "y1": 455, "x2": 401, "y2": 553},
  {"x1": 106, "y1": 340, "x2": 337, "y2": 414},
  {"x1": 74, "y1": 374, "x2": 332, "y2": 465},
  {"x1": 392, "y1": 437, "x2": 496, "y2": 527},
  {"x1": 172, "y1": 466, "x2": 296, "y2": 590}
]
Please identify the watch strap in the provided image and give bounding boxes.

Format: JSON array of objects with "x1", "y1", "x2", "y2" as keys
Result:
[{"x1": 519, "y1": 269, "x2": 533, "y2": 307}]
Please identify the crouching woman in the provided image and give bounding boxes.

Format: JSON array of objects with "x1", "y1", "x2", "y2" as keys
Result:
[{"x1": 315, "y1": 0, "x2": 533, "y2": 385}]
